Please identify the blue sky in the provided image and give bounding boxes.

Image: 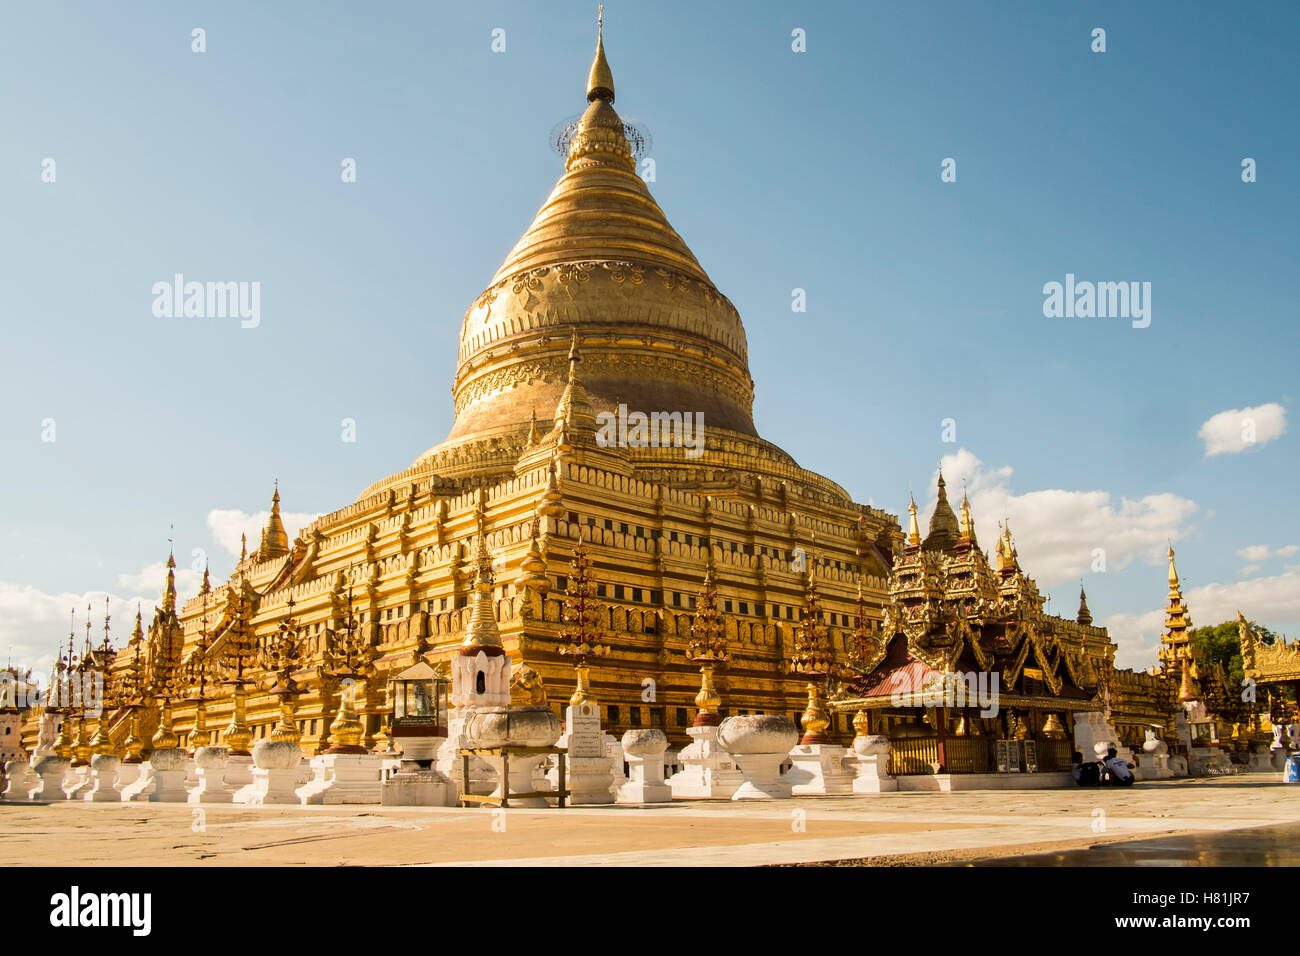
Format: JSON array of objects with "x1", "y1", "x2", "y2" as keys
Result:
[{"x1": 2, "y1": 0, "x2": 1297, "y2": 673}]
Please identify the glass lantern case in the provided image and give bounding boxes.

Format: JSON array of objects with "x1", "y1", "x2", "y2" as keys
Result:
[{"x1": 389, "y1": 661, "x2": 448, "y2": 738}]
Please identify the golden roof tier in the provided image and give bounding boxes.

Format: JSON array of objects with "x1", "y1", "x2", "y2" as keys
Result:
[{"x1": 358, "y1": 16, "x2": 854, "y2": 507}]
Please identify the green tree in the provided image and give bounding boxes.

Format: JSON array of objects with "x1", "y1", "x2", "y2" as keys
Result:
[{"x1": 1188, "y1": 618, "x2": 1278, "y2": 693}]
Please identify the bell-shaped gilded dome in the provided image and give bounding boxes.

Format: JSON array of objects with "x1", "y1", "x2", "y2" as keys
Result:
[
  {"x1": 357, "y1": 17, "x2": 852, "y2": 508},
  {"x1": 439, "y1": 25, "x2": 756, "y2": 448}
]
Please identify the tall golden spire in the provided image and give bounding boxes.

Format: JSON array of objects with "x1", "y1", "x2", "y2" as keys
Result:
[
  {"x1": 587, "y1": 5, "x2": 615, "y2": 102},
  {"x1": 1159, "y1": 544, "x2": 1193, "y2": 676},
  {"x1": 163, "y1": 540, "x2": 177, "y2": 614},
  {"x1": 906, "y1": 494, "x2": 921, "y2": 546},
  {"x1": 83, "y1": 601, "x2": 93, "y2": 656},
  {"x1": 958, "y1": 481, "x2": 976, "y2": 543},
  {"x1": 100, "y1": 596, "x2": 112, "y2": 653}
]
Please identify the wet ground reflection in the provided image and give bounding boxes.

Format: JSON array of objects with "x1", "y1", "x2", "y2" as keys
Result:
[{"x1": 972, "y1": 823, "x2": 1300, "y2": 866}]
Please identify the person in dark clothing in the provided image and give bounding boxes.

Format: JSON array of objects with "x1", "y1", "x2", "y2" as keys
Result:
[{"x1": 1072, "y1": 750, "x2": 1102, "y2": 786}]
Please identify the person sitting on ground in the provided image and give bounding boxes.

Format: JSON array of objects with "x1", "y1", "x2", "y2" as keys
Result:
[
  {"x1": 1072, "y1": 750, "x2": 1101, "y2": 786},
  {"x1": 1103, "y1": 747, "x2": 1135, "y2": 786}
]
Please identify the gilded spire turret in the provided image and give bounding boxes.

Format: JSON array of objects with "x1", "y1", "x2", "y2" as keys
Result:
[
  {"x1": 538, "y1": 458, "x2": 565, "y2": 519},
  {"x1": 461, "y1": 534, "x2": 503, "y2": 651},
  {"x1": 162, "y1": 545, "x2": 177, "y2": 614},
  {"x1": 258, "y1": 482, "x2": 290, "y2": 561},
  {"x1": 1159, "y1": 545, "x2": 1193, "y2": 677},
  {"x1": 995, "y1": 521, "x2": 1020, "y2": 574},
  {"x1": 551, "y1": 330, "x2": 595, "y2": 435},
  {"x1": 200, "y1": 563, "x2": 211, "y2": 595},
  {"x1": 958, "y1": 482, "x2": 976, "y2": 543},
  {"x1": 526, "y1": 409, "x2": 538, "y2": 447},
  {"x1": 923, "y1": 469, "x2": 960, "y2": 553},
  {"x1": 1077, "y1": 584, "x2": 1093, "y2": 627},
  {"x1": 517, "y1": 517, "x2": 551, "y2": 595},
  {"x1": 906, "y1": 495, "x2": 921, "y2": 547}
]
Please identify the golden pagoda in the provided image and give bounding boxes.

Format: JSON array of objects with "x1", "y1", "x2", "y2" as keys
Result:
[
  {"x1": 26, "y1": 15, "x2": 1125, "y2": 764},
  {"x1": 1157, "y1": 545, "x2": 1200, "y2": 702}
]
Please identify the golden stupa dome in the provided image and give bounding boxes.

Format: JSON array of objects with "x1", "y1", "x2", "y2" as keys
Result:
[
  {"x1": 439, "y1": 22, "x2": 756, "y2": 448},
  {"x1": 358, "y1": 16, "x2": 851, "y2": 506}
]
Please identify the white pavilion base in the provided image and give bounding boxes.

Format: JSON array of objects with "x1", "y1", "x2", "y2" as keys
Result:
[
  {"x1": 297, "y1": 753, "x2": 383, "y2": 805},
  {"x1": 148, "y1": 769, "x2": 188, "y2": 802},
  {"x1": 227, "y1": 755, "x2": 257, "y2": 804},
  {"x1": 245, "y1": 768, "x2": 300, "y2": 805},
  {"x1": 64, "y1": 766, "x2": 93, "y2": 799},
  {"x1": 116, "y1": 762, "x2": 144, "y2": 791},
  {"x1": 843, "y1": 742, "x2": 898, "y2": 793},
  {"x1": 32, "y1": 758, "x2": 71, "y2": 801},
  {"x1": 189, "y1": 748, "x2": 234, "y2": 804},
  {"x1": 243, "y1": 740, "x2": 305, "y2": 806},
  {"x1": 481, "y1": 752, "x2": 554, "y2": 808},
  {"x1": 2, "y1": 762, "x2": 39, "y2": 801},
  {"x1": 604, "y1": 732, "x2": 627, "y2": 788},
  {"x1": 730, "y1": 752, "x2": 793, "y2": 800},
  {"x1": 670, "y1": 724, "x2": 743, "y2": 800},
  {"x1": 381, "y1": 768, "x2": 451, "y2": 806},
  {"x1": 120, "y1": 765, "x2": 156, "y2": 802},
  {"x1": 615, "y1": 730, "x2": 672, "y2": 804},
  {"x1": 86, "y1": 756, "x2": 122, "y2": 802},
  {"x1": 436, "y1": 714, "x2": 498, "y2": 801},
  {"x1": 1135, "y1": 753, "x2": 1173, "y2": 780},
  {"x1": 783, "y1": 744, "x2": 854, "y2": 795}
]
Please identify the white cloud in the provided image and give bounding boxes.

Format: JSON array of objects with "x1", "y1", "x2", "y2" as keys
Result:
[
  {"x1": 2, "y1": 500, "x2": 323, "y2": 682},
  {"x1": 0, "y1": 580, "x2": 157, "y2": 688},
  {"x1": 1240, "y1": 564, "x2": 1262, "y2": 577},
  {"x1": 1106, "y1": 567, "x2": 1300, "y2": 670},
  {"x1": 114, "y1": 560, "x2": 204, "y2": 597},
  {"x1": 1102, "y1": 607, "x2": 1167, "y2": 672},
  {"x1": 206, "y1": 508, "x2": 320, "y2": 558},
  {"x1": 925, "y1": 448, "x2": 1198, "y2": 589},
  {"x1": 1236, "y1": 544, "x2": 1298, "y2": 563},
  {"x1": 1199, "y1": 403, "x2": 1286, "y2": 456}
]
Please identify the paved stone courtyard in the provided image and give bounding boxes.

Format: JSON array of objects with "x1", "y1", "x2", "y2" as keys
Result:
[{"x1": 1, "y1": 777, "x2": 1293, "y2": 867}]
